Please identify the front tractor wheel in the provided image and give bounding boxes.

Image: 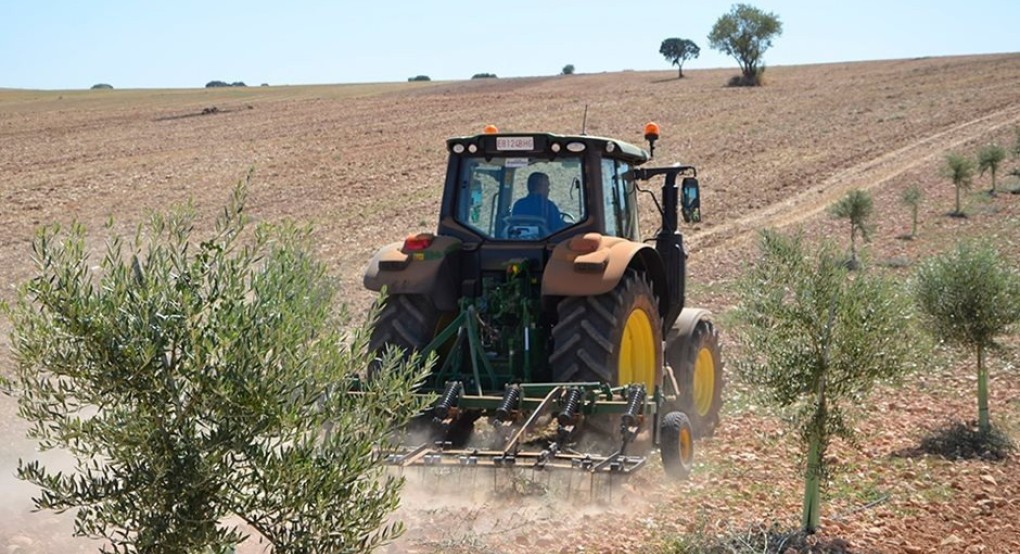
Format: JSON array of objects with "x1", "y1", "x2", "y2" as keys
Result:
[
  {"x1": 666, "y1": 318, "x2": 723, "y2": 438},
  {"x1": 550, "y1": 269, "x2": 663, "y2": 392}
]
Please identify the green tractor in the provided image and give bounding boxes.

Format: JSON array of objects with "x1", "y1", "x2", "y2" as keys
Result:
[{"x1": 363, "y1": 123, "x2": 722, "y2": 479}]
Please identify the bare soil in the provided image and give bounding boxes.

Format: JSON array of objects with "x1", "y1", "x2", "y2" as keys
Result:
[{"x1": 1, "y1": 53, "x2": 1019, "y2": 553}]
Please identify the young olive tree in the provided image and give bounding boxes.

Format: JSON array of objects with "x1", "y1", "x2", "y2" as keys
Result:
[
  {"x1": 3, "y1": 181, "x2": 428, "y2": 553},
  {"x1": 977, "y1": 144, "x2": 1006, "y2": 195},
  {"x1": 943, "y1": 153, "x2": 974, "y2": 216},
  {"x1": 1013, "y1": 127, "x2": 1020, "y2": 162},
  {"x1": 900, "y1": 185, "x2": 923, "y2": 239},
  {"x1": 737, "y1": 231, "x2": 914, "y2": 533},
  {"x1": 708, "y1": 3, "x2": 782, "y2": 86},
  {"x1": 827, "y1": 189, "x2": 872, "y2": 269},
  {"x1": 915, "y1": 242, "x2": 1020, "y2": 434}
]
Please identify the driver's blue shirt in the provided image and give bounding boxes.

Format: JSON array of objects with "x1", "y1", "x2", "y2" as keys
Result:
[{"x1": 512, "y1": 194, "x2": 564, "y2": 231}]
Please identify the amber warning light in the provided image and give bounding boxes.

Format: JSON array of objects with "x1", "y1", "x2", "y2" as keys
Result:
[
  {"x1": 644, "y1": 121, "x2": 661, "y2": 158},
  {"x1": 483, "y1": 124, "x2": 499, "y2": 134}
]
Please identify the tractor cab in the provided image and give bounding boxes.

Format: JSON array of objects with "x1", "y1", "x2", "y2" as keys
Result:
[{"x1": 439, "y1": 128, "x2": 651, "y2": 245}]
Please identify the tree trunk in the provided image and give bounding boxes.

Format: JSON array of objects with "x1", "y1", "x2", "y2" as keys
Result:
[
  {"x1": 991, "y1": 167, "x2": 997, "y2": 195},
  {"x1": 678, "y1": 66, "x2": 684, "y2": 79},
  {"x1": 910, "y1": 206, "x2": 918, "y2": 238},
  {"x1": 977, "y1": 343, "x2": 990, "y2": 433},
  {"x1": 849, "y1": 226, "x2": 857, "y2": 265},
  {"x1": 802, "y1": 404, "x2": 824, "y2": 533},
  {"x1": 955, "y1": 185, "x2": 962, "y2": 215}
]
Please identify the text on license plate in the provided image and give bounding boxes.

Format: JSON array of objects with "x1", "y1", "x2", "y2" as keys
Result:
[{"x1": 496, "y1": 137, "x2": 534, "y2": 151}]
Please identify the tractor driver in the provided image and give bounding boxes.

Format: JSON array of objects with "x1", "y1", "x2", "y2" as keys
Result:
[{"x1": 511, "y1": 172, "x2": 565, "y2": 232}]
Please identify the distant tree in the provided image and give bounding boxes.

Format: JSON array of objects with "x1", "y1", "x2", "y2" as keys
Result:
[
  {"x1": 206, "y1": 80, "x2": 230, "y2": 88},
  {"x1": 708, "y1": 3, "x2": 783, "y2": 86},
  {"x1": 943, "y1": 153, "x2": 975, "y2": 216},
  {"x1": 737, "y1": 230, "x2": 914, "y2": 533},
  {"x1": 471, "y1": 73, "x2": 498, "y2": 79},
  {"x1": 827, "y1": 189, "x2": 873, "y2": 269},
  {"x1": 408, "y1": 75, "x2": 431, "y2": 82},
  {"x1": 659, "y1": 38, "x2": 700, "y2": 78},
  {"x1": 1012, "y1": 128, "x2": 1020, "y2": 188},
  {"x1": 901, "y1": 184, "x2": 923, "y2": 239},
  {"x1": 2, "y1": 181, "x2": 429, "y2": 552},
  {"x1": 261, "y1": 83, "x2": 270, "y2": 87},
  {"x1": 90, "y1": 83, "x2": 113, "y2": 90},
  {"x1": 231, "y1": 81, "x2": 247, "y2": 87},
  {"x1": 915, "y1": 242, "x2": 1020, "y2": 434},
  {"x1": 561, "y1": 64, "x2": 575, "y2": 75},
  {"x1": 977, "y1": 144, "x2": 1006, "y2": 195}
]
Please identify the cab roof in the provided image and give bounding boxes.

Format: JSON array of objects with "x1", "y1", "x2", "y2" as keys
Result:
[{"x1": 446, "y1": 132, "x2": 651, "y2": 165}]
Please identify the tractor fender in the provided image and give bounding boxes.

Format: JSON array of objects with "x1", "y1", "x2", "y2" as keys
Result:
[
  {"x1": 671, "y1": 308, "x2": 713, "y2": 340},
  {"x1": 542, "y1": 233, "x2": 667, "y2": 304},
  {"x1": 363, "y1": 235, "x2": 462, "y2": 311},
  {"x1": 662, "y1": 308, "x2": 714, "y2": 399}
]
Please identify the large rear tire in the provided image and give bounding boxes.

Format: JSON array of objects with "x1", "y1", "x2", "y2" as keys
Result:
[
  {"x1": 369, "y1": 294, "x2": 446, "y2": 364},
  {"x1": 550, "y1": 269, "x2": 662, "y2": 391},
  {"x1": 665, "y1": 319, "x2": 723, "y2": 438}
]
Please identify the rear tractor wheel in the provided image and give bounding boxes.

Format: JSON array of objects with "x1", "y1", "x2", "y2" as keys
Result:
[
  {"x1": 368, "y1": 294, "x2": 457, "y2": 374},
  {"x1": 550, "y1": 268, "x2": 662, "y2": 393}
]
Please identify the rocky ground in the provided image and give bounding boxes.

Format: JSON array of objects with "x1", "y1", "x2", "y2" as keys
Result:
[{"x1": 1, "y1": 53, "x2": 1019, "y2": 552}]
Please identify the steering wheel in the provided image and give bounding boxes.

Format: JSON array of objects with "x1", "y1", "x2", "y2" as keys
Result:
[{"x1": 504, "y1": 215, "x2": 549, "y2": 237}]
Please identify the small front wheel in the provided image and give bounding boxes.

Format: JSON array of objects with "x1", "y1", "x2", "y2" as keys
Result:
[{"x1": 659, "y1": 411, "x2": 694, "y2": 480}]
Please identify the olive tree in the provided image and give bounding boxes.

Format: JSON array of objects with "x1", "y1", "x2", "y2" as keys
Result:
[
  {"x1": 737, "y1": 231, "x2": 914, "y2": 533},
  {"x1": 827, "y1": 189, "x2": 873, "y2": 269},
  {"x1": 2, "y1": 181, "x2": 428, "y2": 553},
  {"x1": 943, "y1": 153, "x2": 974, "y2": 216},
  {"x1": 708, "y1": 3, "x2": 782, "y2": 86},
  {"x1": 901, "y1": 185, "x2": 923, "y2": 239},
  {"x1": 977, "y1": 144, "x2": 1006, "y2": 195},
  {"x1": 915, "y1": 242, "x2": 1020, "y2": 434},
  {"x1": 659, "y1": 38, "x2": 700, "y2": 78}
]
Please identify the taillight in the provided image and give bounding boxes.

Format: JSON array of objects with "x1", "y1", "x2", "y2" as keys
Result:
[{"x1": 403, "y1": 233, "x2": 435, "y2": 251}]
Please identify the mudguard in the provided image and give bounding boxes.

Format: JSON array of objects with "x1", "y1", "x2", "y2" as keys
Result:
[
  {"x1": 363, "y1": 235, "x2": 462, "y2": 311},
  {"x1": 542, "y1": 233, "x2": 668, "y2": 314}
]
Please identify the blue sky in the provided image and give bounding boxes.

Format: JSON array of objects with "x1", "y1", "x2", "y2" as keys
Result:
[{"x1": 2, "y1": 1, "x2": 1018, "y2": 89}]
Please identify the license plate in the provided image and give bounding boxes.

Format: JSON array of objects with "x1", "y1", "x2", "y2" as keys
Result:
[{"x1": 496, "y1": 137, "x2": 534, "y2": 151}]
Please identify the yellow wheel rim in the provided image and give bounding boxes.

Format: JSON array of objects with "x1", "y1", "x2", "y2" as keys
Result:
[
  {"x1": 680, "y1": 426, "x2": 693, "y2": 462},
  {"x1": 693, "y1": 347, "x2": 715, "y2": 417},
  {"x1": 618, "y1": 308, "x2": 656, "y2": 390}
]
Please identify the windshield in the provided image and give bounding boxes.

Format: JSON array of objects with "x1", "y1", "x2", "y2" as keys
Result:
[{"x1": 454, "y1": 156, "x2": 586, "y2": 240}]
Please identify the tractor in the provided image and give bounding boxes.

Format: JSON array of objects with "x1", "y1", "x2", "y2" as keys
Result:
[{"x1": 363, "y1": 123, "x2": 722, "y2": 479}]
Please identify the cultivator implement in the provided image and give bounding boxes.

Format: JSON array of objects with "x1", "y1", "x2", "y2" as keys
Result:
[{"x1": 379, "y1": 382, "x2": 655, "y2": 476}]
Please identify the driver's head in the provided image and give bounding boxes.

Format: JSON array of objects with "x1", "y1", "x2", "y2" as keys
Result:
[{"x1": 527, "y1": 172, "x2": 550, "y2": 196}]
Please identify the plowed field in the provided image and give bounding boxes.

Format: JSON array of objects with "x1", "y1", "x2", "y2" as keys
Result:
[{"x1": 2, "y1": 53, "x2": 1019, "y2": 553}]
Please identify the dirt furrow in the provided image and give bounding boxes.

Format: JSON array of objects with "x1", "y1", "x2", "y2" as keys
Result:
[{"x1": 690, "y1": 103, "x2": 1020, "y2": 252}]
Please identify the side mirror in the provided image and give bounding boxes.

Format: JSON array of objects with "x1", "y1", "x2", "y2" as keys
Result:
[{"x1": 681, "y1": 177, "x2": 701, "y2": 223}]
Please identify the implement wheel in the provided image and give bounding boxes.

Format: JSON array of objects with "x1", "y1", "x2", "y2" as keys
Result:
[
  {"x1": 550, "y1": 269, "x2": 662, "y2": 392},
  {"x1": 666, "y1": 317, "x2": 723, "y2": 438},
  {"x1": 659, "y1": 411, "x2": 694, "y2": 480}
]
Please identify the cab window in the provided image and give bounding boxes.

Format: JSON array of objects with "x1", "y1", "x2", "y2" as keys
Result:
[
  {"x1": 455, "y1": 156, "x2": 586, "y2": 240},
  {"x1": 601, "y1": 158, "x2": 638, "y2": 240}
]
